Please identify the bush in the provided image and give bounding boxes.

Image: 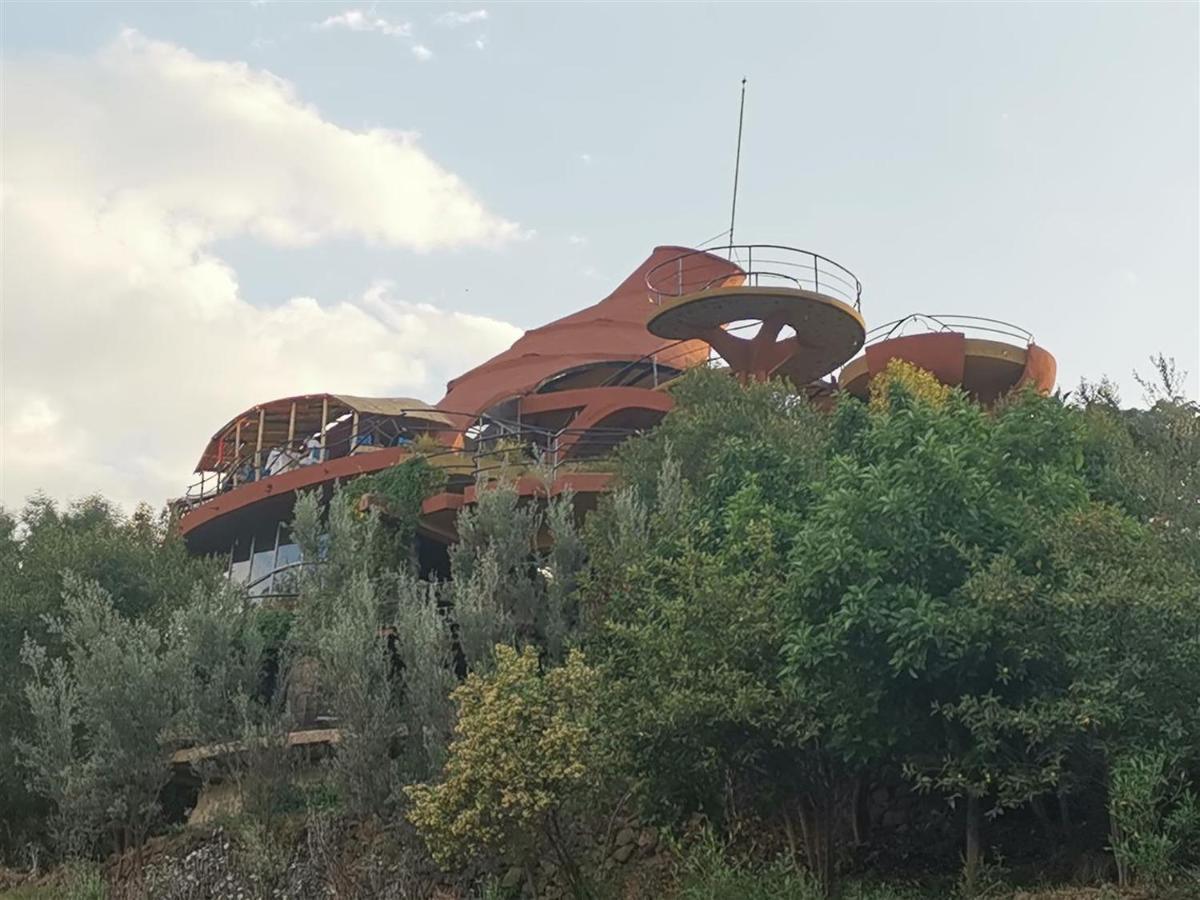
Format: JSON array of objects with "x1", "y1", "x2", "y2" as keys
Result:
[
  {"x1": 406, "y1": 645, "x2": 600, "y2": 898},
  {"x1": 15, "y1": 575, "x2": 263, "y2": 859},
  {"x1": 1108, "y1": 748, "x2": 1200, "y2": 888}
]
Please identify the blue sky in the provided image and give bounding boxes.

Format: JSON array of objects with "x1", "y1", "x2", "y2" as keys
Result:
[{"x1": 2, "y1": 1, "x2": 1197, "y2": 508}]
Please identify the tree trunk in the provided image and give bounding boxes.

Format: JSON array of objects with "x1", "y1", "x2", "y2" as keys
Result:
[
  {"x1": 1057, "y1": 790, "x2": 1072, "y2": 836},
  {"x1": 851, "y1": 776, "x2": 870, "y2": 847},
  {"x1": 798, "y1": 794, "x2": 836, "y2": 898},
  {"x1": 964, "y1": 794, "x2": 982, "y2": 895},
  {"x1": 783, "y1": 808, "x2": 801, "y2": 875}
]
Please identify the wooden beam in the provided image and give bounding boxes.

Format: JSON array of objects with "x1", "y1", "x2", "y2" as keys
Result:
[
  {"x1": 319, "y1": 396, "x2": 329, "y2": 462},
  {"x1": 232, "y1": 420, "x2": 242, "y2": 485},
  {"x1": 350, "y1": 411, "x2": 359, "y2": 453},
  {"x1": 287, "y1": 401, "x2": 296, "y2": 444},
  {"x1": 254, "y1": 407, "x2": 265, "y2": 479}
]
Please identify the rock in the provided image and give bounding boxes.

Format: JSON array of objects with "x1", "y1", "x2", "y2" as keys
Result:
[
  {"x1": 612, "y1": 844, "x2": 635, "y2": 864},
  {"x1": 637, "y1": 828, "x2": 658, "y2": 851},
  {"x1": 614, "y1": 827, "x2": 637, "y2": 847},
  {"x1": 501, "y1": 866, "x2": 524, "y2": 890}
]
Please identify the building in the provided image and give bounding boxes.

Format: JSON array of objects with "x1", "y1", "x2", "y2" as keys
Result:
[{"x1": 174, "y1": 243, "x2": 1055, "y2": 586}]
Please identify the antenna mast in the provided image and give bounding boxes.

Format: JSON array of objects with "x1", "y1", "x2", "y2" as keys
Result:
[{"x1": 727, "y1": 78, "x2": 747, "y2": 261}]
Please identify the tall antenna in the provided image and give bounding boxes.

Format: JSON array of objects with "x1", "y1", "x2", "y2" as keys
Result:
[{"x1": 727, "y1": 77, "x2": 747, "y2": 261}]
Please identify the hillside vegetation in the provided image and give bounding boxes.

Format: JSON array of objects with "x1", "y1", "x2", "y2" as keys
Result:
[{"x1": 1, "y1": 361, "x2": 1198, "y2": 899}]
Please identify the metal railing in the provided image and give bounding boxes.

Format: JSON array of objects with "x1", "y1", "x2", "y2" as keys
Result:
[
  {"x1": 600, "y1": 319, "x2": 772, "y2": 389},
  {"x1": 645, "y1": 244, "x2": 862, "y2": 309},
  {"x1": 863, "y1": 314, "x2": 1034, "y2": 348},
  {"x1": 177, "y1": 408, "x2": 656, "y2": 520},
  {"x1": 180, "y1": 412, "x2": 471, "y2": 509}
]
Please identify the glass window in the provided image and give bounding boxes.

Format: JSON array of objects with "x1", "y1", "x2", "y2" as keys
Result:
[
  {"x1": 271, "y1": 542, "x2": 302, "y2": 595},
  {"x1": 229, "y1": 533, "x2": 253, "y2": 585},
  {"x1": 248, "y1": 547, "x2": 277, "y2": 595},
  {"x1": 247, "y1": 521, "x2": 282, "y2": 596}
]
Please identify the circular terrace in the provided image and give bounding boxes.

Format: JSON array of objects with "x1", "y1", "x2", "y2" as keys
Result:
[
  {"x1": 837, "y1": 314, "x2": 1057, "y2": 404},
  {"x1": 645, "y1": 245, "x2": 865, "y2": 384}
]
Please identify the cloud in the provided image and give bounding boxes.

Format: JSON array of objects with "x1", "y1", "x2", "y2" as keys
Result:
[
  {"x1": 567, "y1": 235, "x2": 587, "y2": 246},
  {"x1": 474, "y1": 35, "x2": 487, "y2": 50},
  {"x1": 316, "y1": 9, "x2": 412, "y2": 38},
  {"x1": 435, "y1": 9, "x2": 488, "y2": 27},
  {"x1": 411, "y1": 43, "x2": 434, "y2": 61},
  {"x1": 1, "y1": 31, "x2": 522, "y2": 511},
  {"x1": 579, "y1": 152, "x2": 592, "y2": 164}
]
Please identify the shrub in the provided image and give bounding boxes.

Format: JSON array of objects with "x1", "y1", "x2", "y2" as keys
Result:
[
  {"x1": 15, "y1": 575, "x2": 262, "y2": 858},
  {"x1": 406, "y1": 645, "x2": 600, "y2": 898},
  {"x1": 1108, "y1": 748, "x2": 1200, "y2": 888}
]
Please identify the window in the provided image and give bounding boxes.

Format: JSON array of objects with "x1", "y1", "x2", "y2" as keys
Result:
[{"x1": 229, "y1": 533, "x2": 252, "y2": 585}]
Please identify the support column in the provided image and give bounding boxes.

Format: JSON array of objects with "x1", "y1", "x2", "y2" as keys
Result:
[
  {"x1": 254, "y1": 407, "x2": 265, "y2": 479},
  {"x1": 319, "y1": 397, "x2": 329, "y2": 463},
  {"x1": 232, "y1": 420, "x2": 242, "y2": 486}
]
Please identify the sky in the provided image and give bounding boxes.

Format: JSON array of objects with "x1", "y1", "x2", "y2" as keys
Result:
[{"x1": 1, "y1": 1, "x2": 1198, "y2": 512}]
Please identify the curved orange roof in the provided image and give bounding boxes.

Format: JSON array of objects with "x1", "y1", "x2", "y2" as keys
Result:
[{"x1": 437, "y1": 246, "x2": 742, "y2": 418}]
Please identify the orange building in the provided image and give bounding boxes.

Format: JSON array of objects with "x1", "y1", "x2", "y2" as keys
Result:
[{"x1": 174, "y1": 244, "x2": 1055, "y2": 591}]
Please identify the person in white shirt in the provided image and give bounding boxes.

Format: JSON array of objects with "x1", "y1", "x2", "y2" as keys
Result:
[{"x1": 303, "y1": 435, "x2": 323, "y2": 465}]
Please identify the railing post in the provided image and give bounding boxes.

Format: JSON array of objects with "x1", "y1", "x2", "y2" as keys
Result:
[
  {"x1": 813, "y1": 254, "x2": 819, "y2": 294},
  {"x1": 747, "y1": 246, "x2": 752, "y2": 286},
  {"x1": 232, "y1": 420, "x2": 242, "y2": 486},
  {"x1": 254, "y1": 407, "x2": 265, "y2": 480},
  {"x1": 319, "y1": 396, "x2": 329, "y2": 463}
]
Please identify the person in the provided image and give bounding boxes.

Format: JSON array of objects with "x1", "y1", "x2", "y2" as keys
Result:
[
  {"x1": 264, "y1": 446, "x2": 284, "y2": 477},
  {"x1": 303, "y1": 434, "x2": 323, "y2": 465}
]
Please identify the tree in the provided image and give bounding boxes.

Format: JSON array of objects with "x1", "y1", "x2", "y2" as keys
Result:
[
  {"x1": 585, "y1": 386, "x2": 839, "y2": 889},
  {"x1": 779, "y1": 373, "x2": 1096, "y2": 891},
  {"x1": 405, "y1": 645, "x2": 600, "y2": 898},
  {"x1": 586, "y1": 365, "x2": 1196, "y2": 895},
  {"x1": 449, "y1": 480, "x2": 587, "y2": 671},
  {"x1": 16, "y1": 574, "x2": 262, "y2": 859},
  {"x1": 0, "y1": 495, "x2": 220, "y2": 861}
]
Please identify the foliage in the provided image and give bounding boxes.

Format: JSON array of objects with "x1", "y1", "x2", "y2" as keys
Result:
[
  {"x1": 310, "y1": 570, "x2": 403, "y2": 817},
  {"x1": 342, "y1": 457, "x2": 445, "y2": 568},
  {"x1": 406, "y1": 645, "x2": 600, "y2": 896},
  {"x1": 586, "y1": 365, "x2": 1200, "y2": 895},
  {"x1": 449, "y1": 481, "x2": 585, "y2": 670},
  {"x1": 868, "y1": 358, "x2": 951, "y2": 412},
  {"x1": 389, "y1": 574, "x2": 458, "y2": 779},
  {"x1": 1107, "y1": 748, "x2": 1200, "y2": 889},
  {"x1": 290, "y1": 488, "x2": 458, "y2": 803},
  {"x1": 15, "y1": 575, "x2": 262, "y2": 858},
  {"x1": 1076, "y1": 355, "x2": 1200, "y2": 535},
  {"x1": 586, "y1": 457, "x2": 811, "y2": 822},
  {"x1": 612, "y1": 367, "x2": 830, "y2": 515},
  {"x1": 0, "y1": 496, "x2": 220, "y2": 859},
  {"x1": 674, "y1": 827, "x2": 820, "y2": 900}
]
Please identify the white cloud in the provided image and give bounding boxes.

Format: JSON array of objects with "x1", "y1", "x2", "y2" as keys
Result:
[
  {"x1": 567, "y1": 234, "x2": 587, "y2": 246},
  {"x1": 435, "y1": 9, "x2": 488, "y2": 27},
  {"x1": 579, "y1": 152, "x2": 592, "y2": 164},
  {"x1": 474, "y1": 35, "x2": 487, "y2": 50},
  {"x1": 0, "y1": 31, "x2": 522, "y2": 511},
  {"x1": 316, "y1": 9, "x2": 412, "y2": 38},
  {"x1": 411, "y1": 43, "x2": 434, "y2": 61}
]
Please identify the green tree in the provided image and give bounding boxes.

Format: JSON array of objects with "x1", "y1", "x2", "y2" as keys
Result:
[
  {"x1": 406, "y1": 645, "x2": 601, "y2": 898},
  {"x1": 0, "y1": 495, "x2": 219, "y2": 860},
  {"x1": 15, "y1": 574, "x2": 262, "y2": 859}
]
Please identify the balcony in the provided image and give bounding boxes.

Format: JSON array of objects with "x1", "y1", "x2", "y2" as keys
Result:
[
  {"x1": 837, "y1": 314, "x2": 1057, "y2": 403},
  {"x1": 645, "y1": 244, "x2": 865, "y2": 384}
]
